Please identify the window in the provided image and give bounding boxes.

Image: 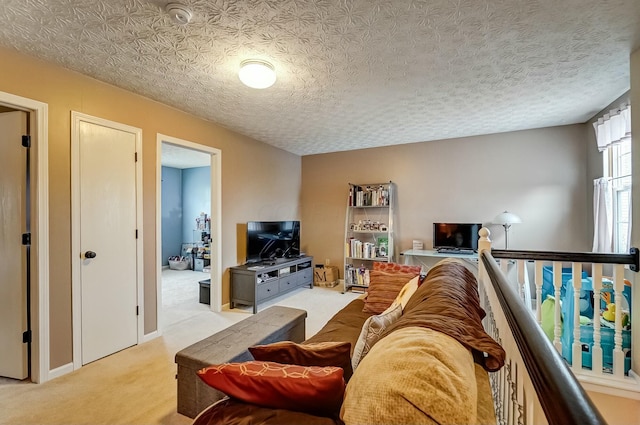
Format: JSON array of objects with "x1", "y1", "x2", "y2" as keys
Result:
[{"x1": 603, "y1": 138, "x2": 632, "y2": 253}]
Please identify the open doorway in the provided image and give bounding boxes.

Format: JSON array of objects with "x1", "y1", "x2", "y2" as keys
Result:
[
  {"x1": 156, "y1": 135, "x2": 221, "y2": 334},
  {"x1": 0, "y1": 91, "x2": 49, "y2": 383}
]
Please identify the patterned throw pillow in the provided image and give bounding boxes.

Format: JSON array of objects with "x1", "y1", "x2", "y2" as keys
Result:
[
  {"x1": 363, "y1": 270, "x2": 419, "y2": 314},
  {"x1": 373, "y1": 261, "x2": 422, "y2": 274},
  {"x1": 248, "y1": 341, "x2": 353, "y2": 381},
  {"x1": 351, "y1": 303, "x2": 402, "y2": 370},
  {"x1": 197, "y1": 361, "x2": 345, "y2": 416}
]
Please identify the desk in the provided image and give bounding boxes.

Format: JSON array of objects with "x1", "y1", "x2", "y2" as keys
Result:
[
  {"x1": 402, "y1": 250, "x2": 533, "y2": 308},
  {"x1": 401, "y1": 249, "x2": 479, "y2": 275}
]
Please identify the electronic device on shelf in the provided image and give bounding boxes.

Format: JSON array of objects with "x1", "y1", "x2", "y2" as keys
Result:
[
  {"x1": 436, "y1": 247, "x2": 476, "y2": 255},
  {"x1": 433, "y1": 222, "x2": 482, "y2": 253},
  {"x1": 246, "y1": 220, "x2": 301, "y2": 264}
]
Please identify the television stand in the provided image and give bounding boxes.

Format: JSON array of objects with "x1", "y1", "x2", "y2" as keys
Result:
[
  {"x1": 230, "y1": 256, "x2": 313, "y2": 314},
  {"x1": 260, "y1": 257, "x2": 295, "y2": 266}
]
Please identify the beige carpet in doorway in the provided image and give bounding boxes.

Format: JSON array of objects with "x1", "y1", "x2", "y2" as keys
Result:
[{"x1": 0, "y1": 279, "x2": 359, "y2": 425}]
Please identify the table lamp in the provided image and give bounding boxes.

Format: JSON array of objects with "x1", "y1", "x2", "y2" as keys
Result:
[{"x1": 493, "y1": 211, "x2": 521, "y2": 249}]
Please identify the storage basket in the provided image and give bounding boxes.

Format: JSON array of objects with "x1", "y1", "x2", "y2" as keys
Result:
[
  {"x1": 169, "y1": 259, "x2": 190, "y2": 270},
  {"x1": 314, "y1": 265, "x2": 339, "y2": 287}
]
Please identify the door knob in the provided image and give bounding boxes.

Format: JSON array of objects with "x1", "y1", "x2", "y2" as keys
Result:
[{"x1": 84, "y1": 251, "x2": 97, "y2": 259}]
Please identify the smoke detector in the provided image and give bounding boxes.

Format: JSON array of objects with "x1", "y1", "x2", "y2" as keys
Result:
[{"x1": 165, "y1": 3, "x2": 193, "y2": 25}]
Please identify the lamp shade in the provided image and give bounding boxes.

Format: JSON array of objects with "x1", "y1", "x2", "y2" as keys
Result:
[
  {"x1": 239, "y1": 60, "x2": 276, "y2": 89},
  {"x1": 493, "y1": 211, "x2": 522, "y2": 225}
]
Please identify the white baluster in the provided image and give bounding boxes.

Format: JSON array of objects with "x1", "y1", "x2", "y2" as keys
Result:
[
  {"x1": 535, "y1": 261, "x2": 543, "y2": 324},
  {"x1": 553, "y1": 261, "x2": 563, "y2": 352},
  {"x1": 518, "y1": 260, "x2": 532, "y2": 314},
  {"x1": 613, "y1": 264, "x2": 625, "y2": 377},
  {"x1": 591, "y1": 264, "x2": 603, "y2": 374},
  {"x1": 517, "y1": 260, "x2": 525, "y2": 302},
  {"x1": 572, "y1": 263, "x2": 583, "y2": 370}
]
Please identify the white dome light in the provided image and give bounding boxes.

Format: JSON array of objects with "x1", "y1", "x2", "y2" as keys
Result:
[{"x1": 238, "y1": 60, "x2": 276, "y2": 89}]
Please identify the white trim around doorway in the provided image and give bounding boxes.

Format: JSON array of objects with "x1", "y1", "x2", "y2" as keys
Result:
[
  {"x1": 155, "y1": 134, "x2": 222, "y2": 339},
  {"x1": 0, "y1": 91, "x2": 49, "y2": 383}
]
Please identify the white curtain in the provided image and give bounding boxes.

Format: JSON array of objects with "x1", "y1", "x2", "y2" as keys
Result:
[
  {"x1": 593, "y1": 104, "x2": 631, "y2": 152},
  {"x1": 625, "y1": 195, "x2": 632, "y2": 253},
  {"x1": 592, "y1": 177, "x2": 613, "y2": 252}
]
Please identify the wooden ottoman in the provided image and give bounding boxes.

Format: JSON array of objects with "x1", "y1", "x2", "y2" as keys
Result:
[{"x1": 175, "y1": 306, "x2": 307, "y2": 418}]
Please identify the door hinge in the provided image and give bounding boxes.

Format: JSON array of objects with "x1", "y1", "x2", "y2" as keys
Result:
[
  {"x1": 23, "y1": 330, "x2": 32, "y2": 344},
  {"x1": 134, "y1": 152, "x2": 138, "y2": 162},
  {"x1": 22, "y1": 233, "x2": 31, "y2": 246},
  {"x1": 135, "y1": 229, "x2": 138, "y2": 239},
  {"x1": 136, "y1": 306, "x2": 139, "y2": 316},
  {"x1": 22, "y1": 135, "x2": 31, "y2": 148}
]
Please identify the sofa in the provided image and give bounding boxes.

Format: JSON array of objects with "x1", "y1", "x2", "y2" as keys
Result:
[{"x1": 192, "y1": 259, "x2": 505, "y2": 425}]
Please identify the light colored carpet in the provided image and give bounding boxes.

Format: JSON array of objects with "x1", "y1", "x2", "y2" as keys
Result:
[{"x1": 0, "y1": 271, "x2": 360, "y2": 425}]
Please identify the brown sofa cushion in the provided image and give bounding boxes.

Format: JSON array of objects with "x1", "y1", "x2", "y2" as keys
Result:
[
  {"x1": 363, "y1": 270, "x2": 419, "y2": 314},
  {"x1": 303, "y1": 299, "x2": 372, "y2": 355},
  {"x1": 197, "y1": 361, "x2": 345, "y2": 416},
  {"x1": 193, "y1": 397, "x2": 345, "y2": 425},
  {"x1": 248, "y1": 341, "x2": 353, "y2": 381}
]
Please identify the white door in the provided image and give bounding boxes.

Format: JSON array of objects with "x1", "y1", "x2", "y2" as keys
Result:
[
  {"x1": 78, "y1": 120, "x2": 138, "y2": 365},
  {"x1": 0, "y1": 111, "x2": 28, "y2": 379}
]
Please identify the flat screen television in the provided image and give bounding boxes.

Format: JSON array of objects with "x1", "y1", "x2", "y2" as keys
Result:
[
  {"x1": 433, "y1": 223, "x2": 482, "y2": 251},
  {"x1": 246, "y1": 221, "x2": 301, "y2": 264}
]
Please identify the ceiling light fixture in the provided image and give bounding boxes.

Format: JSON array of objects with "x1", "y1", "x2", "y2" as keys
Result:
[
  {"x1": 165, "y1": 3, "x2": 193, "y2": 25},
  {"x1": 238, "y1": 60, "x2": 276, "y2": 89}
]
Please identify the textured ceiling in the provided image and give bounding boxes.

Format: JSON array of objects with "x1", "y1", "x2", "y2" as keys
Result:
[
  {"x1": 161, "y1": 142, "x2": 211, "y2": 169},
  {"x1": 0, "y1": 0, "x2": 639, "y2": 156}
]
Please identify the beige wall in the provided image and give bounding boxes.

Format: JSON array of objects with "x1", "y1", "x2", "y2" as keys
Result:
[
  {"x1": 0, "y1": 46, "x2": 301, "y2": 369},
  {"x1": 302, "y1": 125, "x2": 591, "y2": 272}
]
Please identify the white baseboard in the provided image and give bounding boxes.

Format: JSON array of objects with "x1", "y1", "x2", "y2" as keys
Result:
[
  {"x1": 141, "y1": 330, "x2": 160, "y2": 343},
  {"x1": 48, "y1": 362, "x2": 74, "y2": 380}
]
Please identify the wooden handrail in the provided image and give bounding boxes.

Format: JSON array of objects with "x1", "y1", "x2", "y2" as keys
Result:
[
  {"x1": 481, "y1": 251, "x2": 608, "y2": 425},
  {"x1": 490, "y1": 247, "x2": 639, "y2": 271}
]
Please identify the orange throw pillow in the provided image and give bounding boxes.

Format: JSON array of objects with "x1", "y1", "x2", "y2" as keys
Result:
[
  {"x1": 373, "y1": 261, "x2": 422, "y2": 275},
  {"x1": 197, "y1": 361, "x2": 345, "y2": 416},
  {"x1": 363, "y1": 270, "x2": 419, "y2": 314},
  {"x1": 248, "y1": 341, "x2": 353, "y2": 381}
]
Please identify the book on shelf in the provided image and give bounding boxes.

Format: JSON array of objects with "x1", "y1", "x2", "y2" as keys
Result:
[
  {"x1": 345, "y1": 264, "x2": 370, "y2": 287},
  {"x1": 346, "y1": 238, "x2": 381, "y2": 259},
  {"x1": 349, "y1": 184, "x2": 389, "y2": 207}
]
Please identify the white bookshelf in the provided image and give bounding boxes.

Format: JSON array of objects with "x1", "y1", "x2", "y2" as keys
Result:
[{"x1": 343, "y1": 181, "x2": 395, "y2": 293}]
